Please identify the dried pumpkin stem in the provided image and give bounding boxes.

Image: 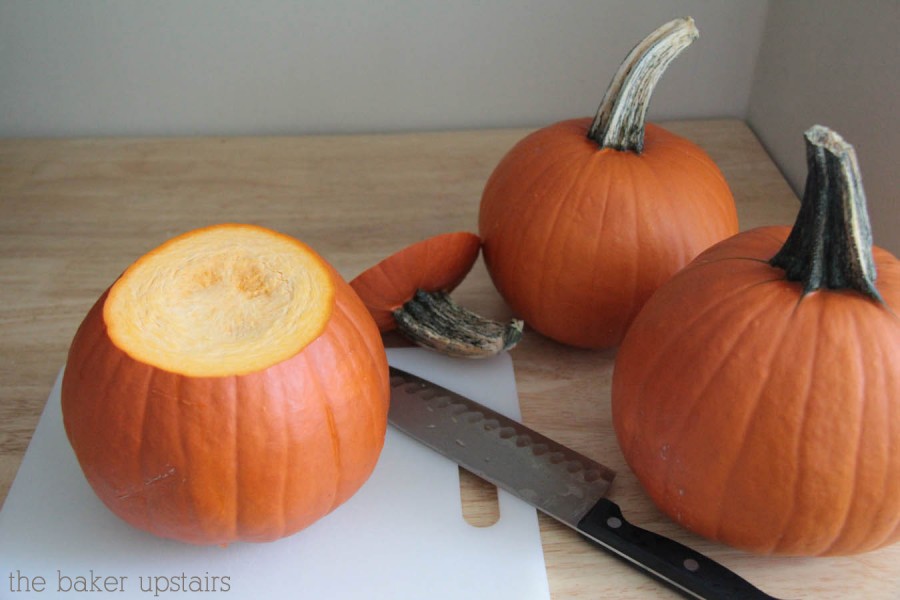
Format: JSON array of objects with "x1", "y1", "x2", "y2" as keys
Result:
[
  {"x1": 587, "y1": 17, "x2": 699, "y2": 153},
  {"x1": 770, "y1": 125, "x2": 881, "y2": 302},
  {"x1": 393, "y1": 290, "x2": 524, "y2": 359}
]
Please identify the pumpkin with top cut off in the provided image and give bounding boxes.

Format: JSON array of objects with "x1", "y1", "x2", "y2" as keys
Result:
[{"x1": 61, "y1": 223, "x2": 390, "y2": 545}]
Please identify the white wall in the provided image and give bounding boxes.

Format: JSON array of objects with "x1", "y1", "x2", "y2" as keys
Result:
[
  {"x1": 747, "y1": 0, "x2": 899, "y2": 255},
  {"x1": 0, "y1": 0, "x2": 767, "y2": 137}
]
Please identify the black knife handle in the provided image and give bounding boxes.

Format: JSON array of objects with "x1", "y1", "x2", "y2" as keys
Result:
[{"x1": 576, "y1": 499, "x2": 781, "y2": 600}]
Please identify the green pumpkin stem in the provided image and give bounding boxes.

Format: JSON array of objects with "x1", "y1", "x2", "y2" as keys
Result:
[
  {"x1": 587, "y1": 17, "x2": 699, "y2": 153},
  {"x1": 770, "y1": 125, "x2": 881, "y2": 302},
  {"x1": 393, "y1": 290, "x2": 524, "y2": 359}
]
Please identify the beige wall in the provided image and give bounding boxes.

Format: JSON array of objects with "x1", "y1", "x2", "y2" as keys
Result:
[{"x1": 748, "y1": 0, "x2": 898, "y2": 255}]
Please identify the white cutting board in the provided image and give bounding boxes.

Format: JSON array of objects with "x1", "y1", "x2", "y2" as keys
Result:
[{"x1": 0, "y1": 348, "x2": 549, "y2": 600}]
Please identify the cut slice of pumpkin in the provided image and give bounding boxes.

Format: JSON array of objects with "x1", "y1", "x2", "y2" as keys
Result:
[{"x1": 350, "y1": 232, "x2": 523, "y2": 358}]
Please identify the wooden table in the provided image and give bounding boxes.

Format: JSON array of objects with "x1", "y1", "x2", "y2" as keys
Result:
[{"x1": 1, "y1": 120, "x2": 897, "y2": 598}]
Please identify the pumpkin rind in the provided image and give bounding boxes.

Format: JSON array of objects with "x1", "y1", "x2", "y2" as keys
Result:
[
  {"x1": 611, "y1": 128, "x2": 900, "y2": 556},
  {"x1": 350, "y1": 231, "x2": 480, "y2": 331},
  {"x1": 61, "y1": 224, "x2": 390, "y2": 545},
  {"x1": 351, "y1": 232, "x2": 523, "y2": 358}
]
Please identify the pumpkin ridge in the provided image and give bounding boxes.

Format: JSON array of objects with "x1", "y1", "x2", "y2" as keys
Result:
[
  {"x1": 309, "y1": 342, "x2": 343, "y2": 515},
  {"x1": 324, "y1": 398, "x2": 343, "y2": 514},
  {"x1": 882, "y1": 366, "x2": 900, "y2": 550},
  {"x1": 647, "y1": 149, "x2": 730, "y2": 249},
  {"x1": 617, "y1": 276, "x2": 722, "y2": 471},
  {"x1": 492, "y1": 149, "x2": 566, "y2": 325},
  {"x1": 596, "y1": 153, "x2": 636, "y2": 342},
  {"x1": 681, "y1": 164, "x2": 733, "y2": 242},
  {"x1": 826, "y1": 308, "x2": 898, "y2": 554},
  {"x1": 536, "y1": 149, "x2": 598, "y2": 324},
  {"x1": 821, "y1": 310, "x2": 869, "y2": 554},
  {"x1": 694, "y1": 255, "x2": 774, "y2": 272},
  {"x1": 787, "y1": 301, "x2": 852, "y2": 554},
  {"x1": 776, "y1": 297, "x2": 871, "y2": 555},
  {"x1": 624, "y1": 157, "x2": 647, "y2": 319},
  {"x1": 710, "y1": 288, "x2": 801, "y2": 551},
  {"x1": 585, "y1": 161, "x2": 616, "y2": 328},
  {"x1": 345, "y1": 287, "x2": 391, "y2": 412},
  {"x1": 345, "y1": 284, "x2": 391, "y2": 444},
  {"x1": 644, "y1": 150, "x2": 702, "y2": 262},
  {"x1": 275, "y1": 365, "x2": 292, "y2": 539},
  {"x1": 883, "y1": 326, "x2": 900, "y2": 546},
  {"x1": 656, "y1": 135, "x2": 730, "y2": 188},
  {"x1": 337, "y1": 287, "x2": 389, "y2": 454},
  {"x1": 171, "y1": 373, "x2": 200, "y2": 540},
  {"x1": 133, "y1": 360, "x2": 157, "y2": 534},
  {"x1": 96, "y1": 349, "x2": 129, "y2": 500},
  {"x1": 660, "y1": 281, "x2": 770, "y2": 422},
  {"x1": 308, "y1": 352, "x2": 339, "y2": 514},
  {"x1": 654, "y1": 280, "x2": 788, "y2": 516},
  {"x1": 769, "y1": 302, "x2": 823, "y2": 555},
  {"x1": 621, "y1": 272, "x2": 789, "y2": 454},
  {"x1": 326, "y1": 293, "x2": 377, "y2": 505},
  {"x1": 182, "y1": 378, "x2": 228, "y2": 541},
  {"x1": 74, "y1": 304, "x2": 112, "y2": 378},
  {"x1": 230, "y1": 374, "x2": 241, "y2": 541}
]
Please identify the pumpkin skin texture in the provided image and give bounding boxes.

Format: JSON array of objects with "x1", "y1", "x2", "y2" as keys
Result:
[
  {"x1": 61, "y1": 224, "x2": 390, "y2": 545},
  {"x1": 611, "y1": 226, "x2": 900, "y2": 556},
  {"x1": 479, "y1": 118, "x2": 738, "y2": 348}
]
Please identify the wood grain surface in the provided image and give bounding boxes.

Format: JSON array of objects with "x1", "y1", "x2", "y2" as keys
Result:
[{"x1": 1, "y1": 120, "x2": 897, "y2": 598}]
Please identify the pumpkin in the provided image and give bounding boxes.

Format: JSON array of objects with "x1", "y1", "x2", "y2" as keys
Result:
[
  {"x1": 350, "y1": 231, "x2": 522, "y2": 358},
  {"x1": 611, "y1": 126, "x2": 900, "y2": 556},
  {"x1": 478, "y1": 18, "x2": 739, "y2": 348},
  {"x1": 61, "y1": 224, "x2": 390, "y2": 545}
]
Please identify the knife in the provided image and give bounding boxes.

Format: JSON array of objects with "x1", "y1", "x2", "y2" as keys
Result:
[{"x1": 387, "y1": 366, "x2": 780, "y2": 600}]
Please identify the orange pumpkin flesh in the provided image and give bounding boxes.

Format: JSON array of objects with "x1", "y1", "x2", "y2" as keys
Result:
[
  {"x1": 62, "y1": 224, "x2": 390, "y2": 545},
  {"x1": 479, "y1": 19, "x2": 739, "y2": 349},
  {"x1": 350, "y1": 232, "x2": 523, "y2": 358},
  {"x1": 611, "y1": 127, "x2": 900, "y2": 556}
]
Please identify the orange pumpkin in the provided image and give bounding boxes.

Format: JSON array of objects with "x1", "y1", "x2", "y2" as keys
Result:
[
  {"x1": 350, "y1": 232, "x2": 522, "y2": 358},
  {"x1": 62, "y1": 224, "x2": 390, "y2": 545},
  {"x1": 611, "y1": 126, "x2": 900, "y2": 556},
  {"x1": 479, "y1": 18, "x2": 738, "y2": 348}
]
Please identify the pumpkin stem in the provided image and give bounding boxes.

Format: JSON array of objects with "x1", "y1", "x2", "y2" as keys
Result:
[
  {"x1": 587, "y1": 17, "x2": 699, "y2": 153},
  {"x1": 770, "y1": 125, "x2": 881, "y2": 302},
  {"x1": 393, "y1": 290, "x2": 524, "y2": 358}
]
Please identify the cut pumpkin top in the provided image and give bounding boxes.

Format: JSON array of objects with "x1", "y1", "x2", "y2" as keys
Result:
[
  {"x1": 104, "y1": 223, "x2": 334, "y2": 377},
  {"x1": 350, "y1": 232, "x2": 480, "y2": 331}
]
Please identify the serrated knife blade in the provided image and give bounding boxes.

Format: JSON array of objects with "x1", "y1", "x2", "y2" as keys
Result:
[{"x1": 388, "y1": 366, "x2": 780, "y2": 600}]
